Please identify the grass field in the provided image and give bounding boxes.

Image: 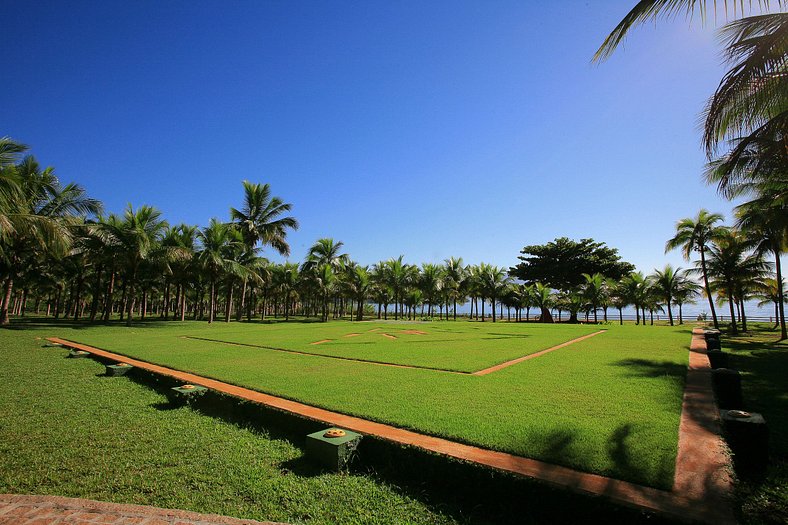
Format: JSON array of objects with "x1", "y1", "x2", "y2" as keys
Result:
[
  {"x1": 0, "y1": 326, "x2": 684, "y2": 525},
  {"x1": 721, "y1": 324, "x2": 788, "y2": 524},
  {"x1": 35, "y1": 319, "x2": 690, "y2": 489}
]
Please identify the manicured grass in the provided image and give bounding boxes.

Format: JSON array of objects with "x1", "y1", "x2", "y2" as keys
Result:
[
  {"x1": 0, "y1": 330, "x2": 457, "y2": 525},
  {"x1": 719, "y1": 324, "x2": 788, "y2": 525},
  {"x1": 43, "y1": 319, "x2": 690, "y2": 489},
  {"x1": 113, "y1": 321, "x2": 599, "y2": 373}
]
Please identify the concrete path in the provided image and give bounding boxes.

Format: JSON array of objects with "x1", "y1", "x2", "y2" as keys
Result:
[
  {"x1": 0, "y1": 494, "x2": 283, "y2": 525},
  {"x1": 46, "y1": 328, "x2": 734, "y2": 524}
]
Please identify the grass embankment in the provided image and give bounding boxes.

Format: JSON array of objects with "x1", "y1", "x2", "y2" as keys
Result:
[
  {"x1": 719, "y1": 324, "x2": 788, "y2": 525},
  {"x1": 45, "y1": 320, "x2": 689, "y2": 489}
]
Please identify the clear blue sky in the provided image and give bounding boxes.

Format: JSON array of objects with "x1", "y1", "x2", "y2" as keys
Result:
[{"x1": 2, "y1": 0, "x2": 736, "y2": 274}]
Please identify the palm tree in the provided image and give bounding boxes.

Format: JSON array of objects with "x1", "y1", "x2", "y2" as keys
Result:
[
  {"x1": 315, "y1": 263, "x2": 335, "y2": 322},
  {"x1": 595, "y1": 2, "x2": 788, "y2": 155},
  {"x1": 0, "y1": 157, "x2": 102, "y2": 324},
  {"x1": 347, "y1": 265, "x2": 371, "y2": 321},
  {"x1": 304, "y1": 238, "x2": 347, "y2": 272},
  {"x1": 532, "y1": 282, "x2": 554, "y2": 323},
  {"x1": 370, "y1": 261, "x2": 391, "y2": 319},
  {"x1": 105, "y1": 205, "x2": 168, "y2": 326},
  {"x1": 650, "y1": 265, "x2": 684, "y2": 326},
  {"x1": 230, "y1": 181, "x2": 298, "y2": 255},
  {"x1": 385, "y1": 256, "x2": 410, "y2": 320},
  {"x1": 196, "y1": 219, "x2": 247, "y2": 324},
  {"x1": 673, "y1": 275, "x2": 701, "y2": 325},
  {"x1": 702, "y1": 229, "x2": 770, "y2": 334},
  {"x1": 581, "y1": 272, "x2": 606, "y2": 323},
  {"x1": 443, "y1": 256, "x2": 465, "y2": 320},
  {"x1": 279, "y1": 262, "x2": 299, "y2": 320},
  {"x1": 230, "y1": 181, "x2": 298, "y2": 318},
  {"x1": 419, "y1": 263, "x2": 444, "y2": 318},
  {"x1": 736, "y1": 199, "x2": 787, "y2": 339},
  {"x1": 752, "y1": 277, "x2": 788, "y2": 330},
  {"x1": 609, "y1": 280, "x2": 629, "y2": 325},
  {"x1": 666, "y1": 210, "x2": 728, "y2": 329}
]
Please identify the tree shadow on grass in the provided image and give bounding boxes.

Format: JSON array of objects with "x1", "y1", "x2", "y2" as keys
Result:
[
  {"x1": 612, "y1": 358, "x2": 687, "y2": 380},
  {"x1": 105, "y1": 359, "x2": 680, "y2": 523}
]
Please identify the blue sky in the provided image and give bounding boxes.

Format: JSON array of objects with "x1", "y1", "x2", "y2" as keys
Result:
[{"x1": 2, "y1": 1, "x2": 737, "y2": 274}]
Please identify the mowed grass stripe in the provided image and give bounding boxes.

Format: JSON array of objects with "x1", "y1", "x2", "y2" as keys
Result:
[{"x1": 53, "y1": 321, "x2": 690, "y2": 489}]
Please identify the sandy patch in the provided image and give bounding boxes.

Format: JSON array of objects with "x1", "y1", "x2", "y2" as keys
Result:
[
  {"x1": 401, "y1": 330, "x2": 427, "y2": 335},
  {"x1": 344, "y1": 333, "x2": 361, "y2": 338},
  {"x1": 310, "y1": 339, "x2": 333, "y2": 345},
  {"x1": 380, "y1": 333, "x2": 397, "y2": 340}
]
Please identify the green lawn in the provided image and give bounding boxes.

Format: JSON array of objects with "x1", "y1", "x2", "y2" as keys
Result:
[
  {"x1": 40, "y1": 319, "x2": 690, "y2": 489},
  {"x1": 719, "y1": 324, "x2": 788, "y2": 525},
  {"x1": 100, "y1": 321, "x2": 600, "y2": 373},
  {"x1": 0, "y1": 329, "x2": 456, "y2": 525}
]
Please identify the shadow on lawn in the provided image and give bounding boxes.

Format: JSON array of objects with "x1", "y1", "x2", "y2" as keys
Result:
[
  {"x1": 109, "y1": 363, "x2": 678, "y2": 524},
  {"x1": 612, "y1": 358, "x2": 687, "y2": 380}
]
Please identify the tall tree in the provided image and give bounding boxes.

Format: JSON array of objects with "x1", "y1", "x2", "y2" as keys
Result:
[
  {"x1": 230, "y1": 181, "x2": 298, "y2": 319},
  {"x1": 0, "y1": 156, "x2": 101, "y2": 324},
  {"x1": 581, "y1": 272, "x2": 607, "y2": 323},
  {"x1": 665, "y1": 210, "x2": 728, "y2": 329},
  {"x1": 510, "y1": 238, "x2": 634, "y2": 293},
  {"x1": 736, "y1": 199, "x2": 787, "y2": 339},
  {"x1": 443, "y1": 256, "x2": 465, "y2": 320},
  {"x1": 109, "y1": 205, "x2": 168, "y2": 326},
  {"x1": 650, "y1": 265, "x2": 685, "y2": 326},
  {"x1": 196, "y1": 219, "x2": 247, "y2": 324}
]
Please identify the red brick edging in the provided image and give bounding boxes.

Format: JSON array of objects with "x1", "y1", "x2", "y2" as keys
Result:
[
  {"x1": 0, "y1": 493, "x2": 284, "y2": 525},
  {"x1": 46, "y1": 329, "x2": 734, "y2": 524}
]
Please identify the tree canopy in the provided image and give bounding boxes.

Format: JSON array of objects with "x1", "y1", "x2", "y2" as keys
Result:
[{"x1": 509, "y1": 238, "x2": 634, "y2": 291}]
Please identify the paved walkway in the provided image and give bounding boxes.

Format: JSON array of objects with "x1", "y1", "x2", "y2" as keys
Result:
[
  {"x1": 0, "y1": 494, "x2": 283, "y2": 525},
  {"x1": 46, "y1": 329, "x2": 734, "y2": 524}
]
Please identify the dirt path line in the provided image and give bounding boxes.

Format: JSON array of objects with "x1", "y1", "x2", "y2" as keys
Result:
[
  {"x1": 471, "y1": 330, "x2": 606, "y2": 376},
  {"x1": 180, "y1": 335, "x2": 466, "y2": 373},
  {"x1": 46, "y1": 333, "x2": 735, "y2": 524}
]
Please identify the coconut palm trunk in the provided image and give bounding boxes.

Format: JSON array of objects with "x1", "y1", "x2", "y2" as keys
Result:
[
  {"x1": 666, "y1": 298, "x2": 674, "y2": 326},
  {"x1": 0, "y1": 276, "x2": 14, "y2": 325},
  {"x1": 699, "y1": 248, "x2": 719, "y2": 329},
  {"x1": 727, "y1": 292, "x2": 738, "y2": 335},
  {"x1": 774, "y1": 250, "x2": 787, "y2": 340}
]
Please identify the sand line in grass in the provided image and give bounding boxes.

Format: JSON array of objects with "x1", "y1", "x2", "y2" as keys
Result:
[
  {"x1": 43, "y1": 333, "x2": 731, "y2": 524},
  {"x1": 471, "y1": 330, "x2": 607, "y2": 376},
  {"x1": 179, "y1": 335, "x2": 468, "y2": 374},
  {"x1": 183, "y1": 331, "x2": 607, "y2": 376}
]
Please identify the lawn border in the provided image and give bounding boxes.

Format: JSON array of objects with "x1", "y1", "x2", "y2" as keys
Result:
[{"x1": 46, "y1": 330, "x2": 734, "y2": 524}]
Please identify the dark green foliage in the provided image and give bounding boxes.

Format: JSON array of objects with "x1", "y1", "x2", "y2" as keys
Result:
[{"x1": 510, "y1": 238, "x2": 635, "y2": 290}]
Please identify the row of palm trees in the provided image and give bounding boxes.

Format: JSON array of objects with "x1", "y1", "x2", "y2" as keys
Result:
[
  {"x1": 666, "y1": 208, "x2": 786, "y2": 338},
  {"x1": 1, "y1": 136, "x2": 784, "y2": 335},
  {"x1": 597, "y1": 1, "x2": 788, "y2": 341}
]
